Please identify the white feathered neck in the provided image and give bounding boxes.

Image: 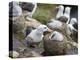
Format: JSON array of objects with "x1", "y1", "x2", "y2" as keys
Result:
[
  {"x1": 27, "y1": 25, "x2": 48, "y2": 42},
  {"x1": 27, "y1": 29, "x2": 44, "y2": 42},
  {"x1": 56, "y1": 5, "x2": 64, "y2": 19},
  {"x1": 47, "y1": 19, "x2": 63, "y2": 29},
  {"x1": 64, "y1": 7, "x2": 71, "y2": 24}
]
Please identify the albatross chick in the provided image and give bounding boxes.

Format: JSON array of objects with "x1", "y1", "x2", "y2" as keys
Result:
[
  {"x1": 25, "y1": 25, "x2": 51, "y2": 48},
  {"x1": 43, "y1": 31, "x2": 78, "y2": 55}
]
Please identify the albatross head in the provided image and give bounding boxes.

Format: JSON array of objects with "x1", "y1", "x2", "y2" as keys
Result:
[
  {"x1": 49, "y1": 31, "x2": 64, "y2": 41},
  {"x1": 63, "y1": 7, "x2": 71, "y2": 24},
  {"x1": 70, "y1": 18, "x2": 77, "y2": 25},
  {"x1": 56, "y1": 5, "x2": 64, "y2": 11},
  {"x1": 65, "y1": 7, "x2": 71, "y2": 14},
  {"x1": 37, "y1": 25, "x2": 52, "y2": 33},
  {"x1": 67, "y1": 18, "x2": 78, "y2": 33},
  {"x1": 56, "y1": 5, "x2": 64, "y2": 19}
]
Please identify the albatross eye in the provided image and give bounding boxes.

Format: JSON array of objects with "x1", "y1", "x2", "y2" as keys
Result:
[{"x1": 44, "y1": 27, "x2": 47, "y2": 29}]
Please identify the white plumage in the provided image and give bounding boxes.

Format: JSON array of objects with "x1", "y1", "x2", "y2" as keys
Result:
[
  {"x1": 49, "y1": 31, "x2": 64, "y2": 41},
  {"x1": 25, "y1": 25, "x2": 50, "y2": 45},
  {"x1": 26, "y1": 29, "x2": 43, "y2": 43},
  {"x1": 63, "y1": 7, "x2": 71, "y2": 24},
  {"x1": 70, "y1": 18, "x2": 77, "y2": 25},
  {"x1": 30, "y1": 2, "x2": 37, "y2": 17},
  {"x1": 47, "y1": 19, "x2": 63, "y2": 29},
  {"x1": 68, "y1": 24, "x2": 77, "y2": 32},
  {"x1": 56, "y1": 5, "x2": 64, "y2": 19},
  {"x1": 67, "y1": 18, "x2": 78, "y2": 35}
]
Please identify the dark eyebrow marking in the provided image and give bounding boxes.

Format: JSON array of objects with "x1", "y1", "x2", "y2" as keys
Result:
[{"x1": 51, "y1": 34, "x2": 55, "y2": 39}]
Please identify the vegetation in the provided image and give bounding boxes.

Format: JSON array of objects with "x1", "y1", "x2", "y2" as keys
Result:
[{"x1": 33, "y1": 4, "x2": 58, "y2": 24}]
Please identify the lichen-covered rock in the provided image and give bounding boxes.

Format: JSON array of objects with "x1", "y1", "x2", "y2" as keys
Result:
[{"x1": 12, "y1": 15, "x2": 26, "y2": 34}]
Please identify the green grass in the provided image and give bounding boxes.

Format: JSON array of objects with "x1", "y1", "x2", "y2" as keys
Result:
[
  {"x1": 15, "y1": 31, "x2": 25, "y2": 41},
  {"x1": 33, "y1": 4, "x2": 57, "y2": 25}
]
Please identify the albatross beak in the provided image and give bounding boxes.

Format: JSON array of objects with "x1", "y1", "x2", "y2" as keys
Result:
[
  {"x1": 43, "y1": 28, "x2": 53, "y2": 35},
  {"x1": 47, "y1": 28, "x2": 53, "y2": 32},
  {"x1": 56, "y1": 6, "x2": 59, "y2": 9}
]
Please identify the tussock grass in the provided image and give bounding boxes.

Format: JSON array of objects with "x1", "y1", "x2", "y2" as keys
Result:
[{"x1": 33, "y1": 4, "x2": 57, "y2": 24}]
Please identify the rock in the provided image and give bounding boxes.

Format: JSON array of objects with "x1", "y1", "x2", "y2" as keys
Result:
[
  {"x1": 20, "y1": 2, "x2": 34, "y2": 12},
  {"x1": 71, "y1": 31, "x2": 78, "y2": 43},
  {"x1": 25, "y1": 17, "x2": 41, "y2": 28},
  {"x1": 9, "y1": 51, "x2": 19, "y2": 58},
  {"x1": 20, "y1": 2, "x2": 37, "y2": 17},
  {"x1": 12, "y1": 35, "x2": 26, "y2": 51},
  {"x1": 18, "y1": 47, "x2": 42, "y2": 57},
  {"x1": 9, "y1": 1, "x2": 22, "y2": 17},
  {"x1": 24, "y1": 50, "x2": 42, "y2": 57},
  {"x1": 12, "y1": 15, "x2": 26, "y2": 34}
]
